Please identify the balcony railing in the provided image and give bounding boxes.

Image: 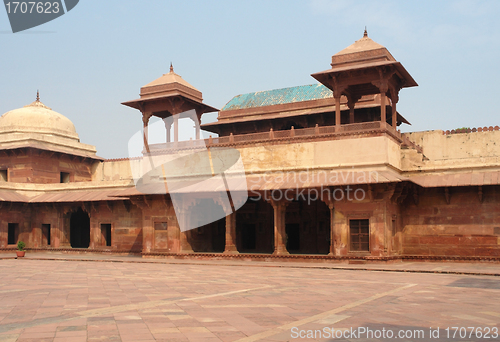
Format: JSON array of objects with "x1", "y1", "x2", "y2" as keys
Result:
[{"x1": 146, "y1": 121, "x2": 403, "y2": 154}]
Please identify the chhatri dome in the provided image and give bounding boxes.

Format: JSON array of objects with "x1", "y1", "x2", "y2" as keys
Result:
[
  {"x1": 0, "y1": 91, "x2": 78, "y2": 140},
  {"x1": 0, "y1": 92, "x2": 98, "y2": 158}
]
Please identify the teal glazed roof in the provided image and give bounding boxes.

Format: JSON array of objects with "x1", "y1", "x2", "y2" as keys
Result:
[{"x1": 221, "y1": 84, "x2": 333, "y2": 111}]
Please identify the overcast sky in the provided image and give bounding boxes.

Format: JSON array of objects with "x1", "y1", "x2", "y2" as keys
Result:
[{"x1": 1, "y1": 0, "x2": 499, "y2": 159}]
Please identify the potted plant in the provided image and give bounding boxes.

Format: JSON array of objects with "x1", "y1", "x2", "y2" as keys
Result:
[{"x1": 16, "y1": 241, "x2": 26, "y2": 258}]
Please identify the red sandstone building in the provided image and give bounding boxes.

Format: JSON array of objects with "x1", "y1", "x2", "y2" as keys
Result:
[{"x1": 1, "y1": 31, "x2": 499, "y2": 261}]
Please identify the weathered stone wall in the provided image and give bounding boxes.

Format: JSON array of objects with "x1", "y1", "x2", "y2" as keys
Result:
[
  {"x1": 402, "y1": 130, "x2": 500, "y2": 171},
  {"x1": 0, "y1": 151, "x2": 95, "y2": 183},
  {"x1": 401, "y1": 186, "x2": 500, "y2": 257}
]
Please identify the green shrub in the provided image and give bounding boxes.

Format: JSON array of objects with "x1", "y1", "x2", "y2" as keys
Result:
[{"x1": 17, "y1": 241, "x2": 25, "y2": 251}]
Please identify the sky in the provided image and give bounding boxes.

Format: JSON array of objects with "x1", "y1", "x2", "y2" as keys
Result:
[{"x1": 1, "y1": 0, "x2": 500, "y2": 159}]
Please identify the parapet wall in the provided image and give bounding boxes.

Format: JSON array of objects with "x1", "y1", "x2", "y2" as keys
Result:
[{"x1": 402, "y1": 129, "x2": 500, "y2": 172}]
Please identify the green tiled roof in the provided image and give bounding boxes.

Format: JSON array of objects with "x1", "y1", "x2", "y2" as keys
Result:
[{"x1": 222, "y1": 84, "x2": 333, "y2": 111}]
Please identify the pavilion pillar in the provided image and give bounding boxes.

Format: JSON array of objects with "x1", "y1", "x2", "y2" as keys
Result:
[
  {"x1": 195, "y1": 110, "x2": 204, "y2": 140},
  {"x1": 223, "y1": 212, "x2": 238, "y2": 254},
  {"x1": 270, "y1": 197, "x2": 289, "y2": 255},
  {"x1": 173, "y1": 115, "x2": 179, "y2": 142},
  {"x1": 390, "y1": 87, "x2": 399, "y2": 129},
  {"x1": 380, "y1": 91, "x2": 386, "y2": 125},
  {"x1": 334, "y1": 96, "x2": 341, "y2": 129},
  {"x1": 347, "y1": 95, "x2": 359, "y2": 125},
  {"x1": 165, "y1": 120, "x2": 172, "y2": 143},
  {"x1": 142, "y1": 112, "x2": 152, "y2": 150},
  {"x1": 391, "y1": 100, "x2": 396, "y2": 129},
  {"x1": 373, "y1": 78, "x2": 389, "y2": 126}
]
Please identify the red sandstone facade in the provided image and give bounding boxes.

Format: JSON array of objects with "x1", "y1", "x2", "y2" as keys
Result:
[{"x1": 1, "y1": 32, "x2": 499, "y2": 262}]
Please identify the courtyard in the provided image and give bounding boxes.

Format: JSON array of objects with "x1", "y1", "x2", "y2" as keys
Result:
[{"x1": 0, "y1": 255, "x2": 499, "y2": 341}]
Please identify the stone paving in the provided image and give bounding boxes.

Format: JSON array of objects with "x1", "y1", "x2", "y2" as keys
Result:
[{"x1": 0, "y1": 254, "x2": 499, "y2": 341}]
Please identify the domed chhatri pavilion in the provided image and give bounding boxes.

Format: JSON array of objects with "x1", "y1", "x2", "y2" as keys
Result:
[
  {"x1": 0, "y1": 92, "x2": 100, "y2": 184},
  {"x1": 1, "y1": 31, "x2": 500, "y2": 261}
]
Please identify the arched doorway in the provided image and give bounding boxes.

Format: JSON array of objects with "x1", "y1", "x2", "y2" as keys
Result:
[{"x1": 70, "y1": 208, "x2": 90, "y2": 248}]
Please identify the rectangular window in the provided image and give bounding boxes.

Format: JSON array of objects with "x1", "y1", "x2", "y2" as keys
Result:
[
  {"x1": 60, "y1": 172, "x2": 70, "y2": 183},
  {"x1": 7, "y1": 223, "x2": 18, "y2": 245},
  {"x1": 42, "y1": 224, "x2": 51, "y2": 246},
  {"x1": 0, "y1": 169, "x2": 7, "y2": 182},
  {"x1": 350, "y1": 219, "x2": 369, "y2": 252},
  {"x1": 101, "y1": 223, "x2": 112, "y2": 247}
]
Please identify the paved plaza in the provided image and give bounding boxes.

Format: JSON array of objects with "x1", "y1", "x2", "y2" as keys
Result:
[{"x1": 0, "y1": 255, "x2": 499, "y2": 341}]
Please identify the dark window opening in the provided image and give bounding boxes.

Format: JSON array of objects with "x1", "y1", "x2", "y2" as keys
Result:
[
  {"x1": 285, "y1": 224, "x2": 300, "y2": 251},
  {"x1": 0, "y1": 170, "x2": 7, "y2": 182},
  {"x1": 242, "y1": 224, "x2": 256, "y2": 250},
  {"x1": 101, "y1": 223, "x2": 112, "y2": 247},
  {"x1": 60, "y1": 172, "x2": 70, "y2": 183},
  {"x1": 7, "y1": 223, "x2": 18, "y2": 245},
  {"x1": 42, "y1": 224, "x2": 51, "y2": 246},
  {"x1": 350, "y1": 219, "x2": 370, "y2": 252}
]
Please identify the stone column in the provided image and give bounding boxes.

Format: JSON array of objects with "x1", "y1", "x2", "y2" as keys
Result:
[
  {"x1": 89, "y1": 214, "x2": 99, "y2": 249},
  {"x1": 380, "y1": 90, "x2": 387, "y2": 125},
  {"x1": 270, "y1": 198, "x2": 289, "y2": 255},
  {"x1": 335, "y1": 96, "x2": 341, "y2": 129},
  {"x1": 347, "y1": 95, "x2": 359, "y2": 125},
  {"x1": 193, "y1": 111, "x2": 202, "y2": 141},
  {"x1": 165, "y1": 120, "x2": 172, "y2": 143},
  {"x1": 372, "y1": 76, "x2": 389, "y2": 126},
  {"x1": 224, "y1": 212, "x2": 238, "y2": 254},
  {"x1": 390, "y1": 87, "x2": 399, "y2": 129},
  {"x1": 142, "y1": 112, "x2": 152, "y2": 150},
  {"x1": 173, "y1": 115, "x2": 179, "y2": 142}
]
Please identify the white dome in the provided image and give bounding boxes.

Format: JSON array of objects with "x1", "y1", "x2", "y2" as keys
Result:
[{"x1": 0, "y1": 96, "x2": 79, "y2": 140}]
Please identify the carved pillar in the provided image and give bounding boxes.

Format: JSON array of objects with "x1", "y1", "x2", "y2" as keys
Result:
[
  {"x1": 223, "y1": 212, "x2": 238, "y2": 254},
  {"x1": 270, "y1": 198, "x2": 289, "y2": 255},
  {"x1": 142, "y1": 112, "x2": 152, "y2": 150},
  {"x1": 347, "y1": 95, "x2": 360, "y2": 125},
  {"x1": 372, "y1": 74, "x2": 389, "y2": 126},
  {"x1": 165, "y1": 120, "x2": 172, "y2": 143},
  {"x1": 321, "y1": 198, "x2": 338, "y2": 256},
  {"x1": 331, "y1": 77, "x2": 345, "y2": 130},
  {"x1": 380, "y1": 86, "x2": 387, "y2": 125},
  {"x1": 195, "y1": 110, "x2": 203, "y2": 140},
  {"x1": 390, "y1": 87, "x2": 399, "y2": 129}
]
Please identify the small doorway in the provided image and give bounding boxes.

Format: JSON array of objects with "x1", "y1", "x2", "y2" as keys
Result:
[
  {"x1": 70, "y1": 208, "x2": 90, "y2": 248},
  {"x1": 285, "y1": 223, "x2": 300, "y2": 252},
  {"x1": 242, "y1": 224, "x2": 256, "y2": 250},
  {"x1": 101, "y1": 223, "x2": 112, "y2": 247},
  {"x1": 8, "y1": 223, "x2": 18, "y2": 245},
  {"x1": 42, "y1": 224, "x2": 51, "y2": 246}
]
